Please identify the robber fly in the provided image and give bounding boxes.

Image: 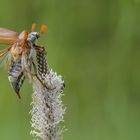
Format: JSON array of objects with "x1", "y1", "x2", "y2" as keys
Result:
[{"x1": 0, "y1": 24, "x2": 49, "y2": 98}]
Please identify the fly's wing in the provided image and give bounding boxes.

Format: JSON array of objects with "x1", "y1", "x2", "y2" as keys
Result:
[
  {"x1": 0, "y1": 28, "x2": 18, "y2": 66},
  {"x1": 0, "y1": 28, "x2": 18, "y2": 45},
  {"x1": 0, "y1": 47, "x2": 12, "y2": 68},
  {"x1": 0, "y1": 46, "x2": 11, "y2": 57}
]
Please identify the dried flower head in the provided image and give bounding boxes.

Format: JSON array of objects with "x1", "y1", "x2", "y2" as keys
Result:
[{"x1": 30, "y1": 69, "x2": 66, "y2": 140}]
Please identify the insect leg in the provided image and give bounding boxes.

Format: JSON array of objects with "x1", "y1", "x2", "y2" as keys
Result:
[
  {"x1": 34, "y1": 44, "x2": 45, "y2": 52},
  {"x1": 32, "y1": 61, "x2": 55, "y2": 90},
  {"x1": 32, "y1": 61, "x2": 50, "y2": 90}
]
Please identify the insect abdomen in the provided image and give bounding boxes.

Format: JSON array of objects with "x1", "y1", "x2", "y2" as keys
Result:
[{"x1": 8, "y1": 61, "x2": 25, "y2": 98}]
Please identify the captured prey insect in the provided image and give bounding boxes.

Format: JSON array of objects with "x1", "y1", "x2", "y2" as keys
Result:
[{"x1": 0, "y1": 24, "x2": 51, "y2": 98}]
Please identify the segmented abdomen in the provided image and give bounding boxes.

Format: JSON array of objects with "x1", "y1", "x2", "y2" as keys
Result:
[{"x1": 8, "y1": 60, "x2": 25, "y2": 97}]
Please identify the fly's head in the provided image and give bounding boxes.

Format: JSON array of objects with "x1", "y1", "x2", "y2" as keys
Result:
[
  {"x1": 27, "y1": 32, "x2": 40, "y2": 44},
  {"x1": 27, "y1": 24, "x2": 48, "y2": 47}
]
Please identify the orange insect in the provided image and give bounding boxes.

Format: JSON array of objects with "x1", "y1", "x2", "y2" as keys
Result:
[{"x1": 0, "y1": 24, "x2": 48, "y2": 98}]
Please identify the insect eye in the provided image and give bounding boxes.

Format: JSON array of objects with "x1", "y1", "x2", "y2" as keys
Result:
[{"x1": 36, "y1": 33, "x2": 40, "y2": 39}]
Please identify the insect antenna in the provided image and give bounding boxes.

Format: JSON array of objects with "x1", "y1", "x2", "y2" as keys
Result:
[
  {"x1": 31, "y1": 23, "x2": 36, "y2": 32},
  {"x1": 31, "y1": 23, "x2": 47, "y2": 35},
  {"x1": 40, "y1": 24, "x2": 48, "y2": 34}
]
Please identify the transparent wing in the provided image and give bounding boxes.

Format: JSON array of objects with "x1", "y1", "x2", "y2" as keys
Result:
[
  {"x1": 0, "y1": 28, "x2": 18, "y2": 45},
  {"x1": 0, "y1": 47, "x2": 12, "y2": 68}
]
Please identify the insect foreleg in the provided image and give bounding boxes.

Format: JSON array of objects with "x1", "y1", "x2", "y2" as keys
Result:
[
  {"x1": 31, "y1": 61, "x2": 49, "y2": 90},
  {"x1": 32, "y1": 61, "x2": 56, "y2": 90},
  {"x1": 34, "y1": 44, "x2": 45, "y2": 52}
]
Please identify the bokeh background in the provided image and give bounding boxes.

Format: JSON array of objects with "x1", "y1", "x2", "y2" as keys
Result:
[{"x1": 0, "y1": 0, "x2": 140, "y2": 140}]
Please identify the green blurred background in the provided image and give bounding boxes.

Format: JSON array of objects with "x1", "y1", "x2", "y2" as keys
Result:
[{"x1": 0, "y1": 0, "x2": 140, "y2": 140}]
